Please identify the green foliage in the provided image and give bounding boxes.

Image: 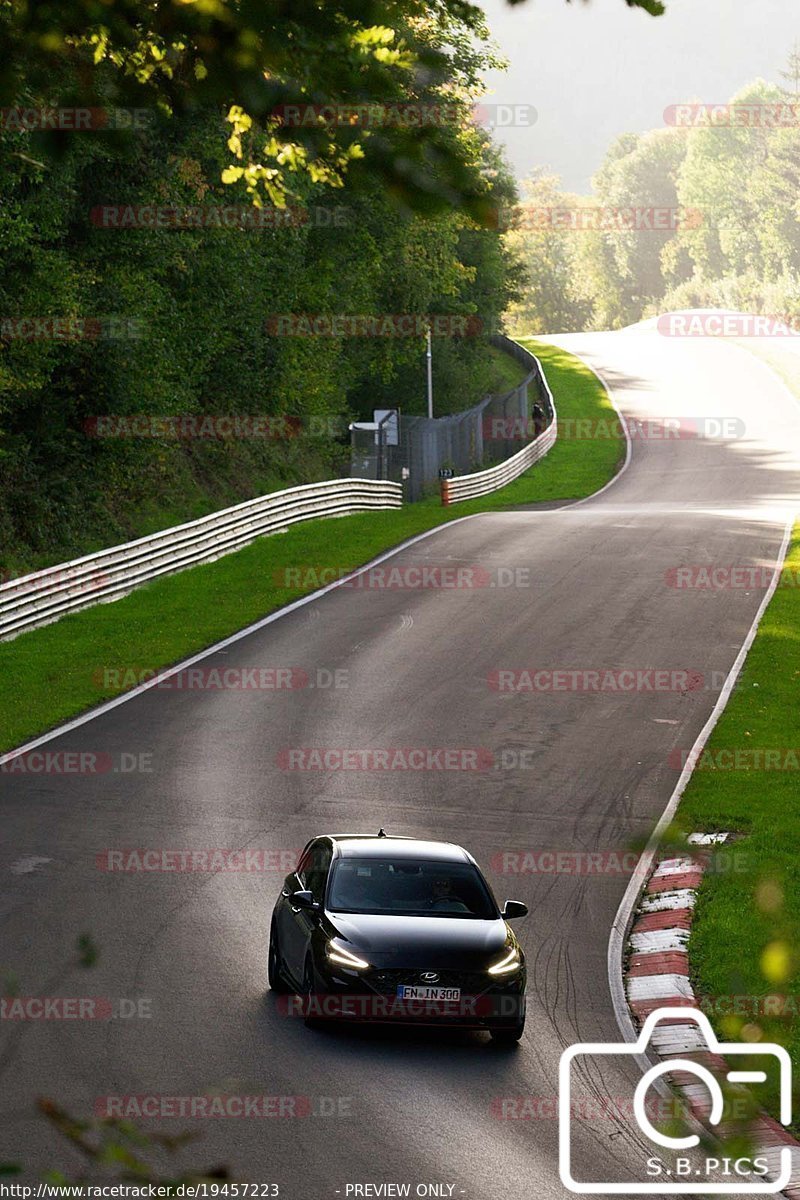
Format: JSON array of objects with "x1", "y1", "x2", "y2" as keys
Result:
[
  {"x1": 504, "y1": 170, "x2": 593, "y2": 334},
  {"x1": 593, "y1": 128, "x2": 689, "y2": 312},
  {"x1": 32, "y1": 1097, "x2": 224, "y2": 1185},
  {"x1": 661, "y1": 76, "x2": 800, "y2": 322},
  {"x1": 0, "y1": 102, "x2": 520, "y2": 570},
  {"x1": 0, "y1": 0, "x2": 486, "y2": 214},
  {"x1": 0, "y1": 0, "x2": 665, "y2": 214},
  {"x1": 508, "y1": 60, "x2": 800, "y2": 334},
  {"x1": 674, "y1": 81, "x2": 784, "y2": 282},
  {"x1": 676, "y1": 525, "x2": 800, "y2": 1126}
]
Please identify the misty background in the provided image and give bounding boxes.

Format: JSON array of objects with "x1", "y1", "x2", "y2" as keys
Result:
[{"x1": 479, "y1": 0, "x2": 798, "y2": 190}]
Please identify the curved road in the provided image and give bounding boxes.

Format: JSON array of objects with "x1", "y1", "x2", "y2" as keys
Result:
[{"x1": 2, "y1": 324, "x2": 799, "y2": 1197}]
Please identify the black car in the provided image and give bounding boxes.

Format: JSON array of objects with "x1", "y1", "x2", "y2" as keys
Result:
[{"x1": 268, "y1": 831, "x2": 528, "y2": 1044}]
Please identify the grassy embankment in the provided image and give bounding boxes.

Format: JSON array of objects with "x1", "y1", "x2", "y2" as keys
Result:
[
  {"x1": 0, "y1": 339, "x2": 624, "y2": 752},
  {"x1": 672, "y1": 339, "x2": 800, "y2": 1124}
]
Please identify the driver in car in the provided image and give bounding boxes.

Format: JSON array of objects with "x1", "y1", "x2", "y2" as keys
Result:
[{"x1": 429, "y1": 876, "x2": 470, "y2": 913}]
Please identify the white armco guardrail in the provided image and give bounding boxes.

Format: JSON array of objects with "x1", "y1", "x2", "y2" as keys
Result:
[
  {"x1": 0, "y1": 478, "x2": 402, "y2": 641},
  {"x1": 440, "y1": 350, "x2": 558, "y2": 506}
]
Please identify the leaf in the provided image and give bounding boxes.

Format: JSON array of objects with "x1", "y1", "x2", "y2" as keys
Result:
[{"x1": 76, "y1": 934, "x2": 98, "y2": 968}]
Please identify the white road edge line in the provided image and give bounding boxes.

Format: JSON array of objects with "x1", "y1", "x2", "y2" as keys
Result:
[
  {"x1": 549, "y1": 353, "x2": 634, "y2": 508},
  {"x1": 0, "y1": 337, "x2": 633, "y2": 767},
  {"x1": 606, "y1": 514, "x2": 795, "y2": 1068}
]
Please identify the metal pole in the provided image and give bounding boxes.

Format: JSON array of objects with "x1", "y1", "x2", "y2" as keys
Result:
[{"x1": 426, "y1": 325, "x2": 433, "y2": 419}]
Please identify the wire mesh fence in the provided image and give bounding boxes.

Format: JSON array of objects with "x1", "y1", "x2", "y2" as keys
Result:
[{"x1": 349, "y1": 335, "x2": 554, "y2": 501}]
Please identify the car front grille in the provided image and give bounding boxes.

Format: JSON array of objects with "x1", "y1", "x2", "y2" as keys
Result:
[{"x1": 365, "y1": 967, "x2": 493, "y2": 996}]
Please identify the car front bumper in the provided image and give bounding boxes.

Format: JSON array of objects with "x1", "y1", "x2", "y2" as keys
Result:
[{"x1": 301, "y1": 961, "x2": 526, "y2": 1028}]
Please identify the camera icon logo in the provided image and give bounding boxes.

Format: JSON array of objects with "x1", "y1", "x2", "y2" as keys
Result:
[{"x1": 559, "y1": 1007, "x2": 792, "y2": 1194}]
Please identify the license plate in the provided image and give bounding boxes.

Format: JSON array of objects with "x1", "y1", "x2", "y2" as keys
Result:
[{"x1": 396, "y1": 985, "x2": 461, "y2": 1001}]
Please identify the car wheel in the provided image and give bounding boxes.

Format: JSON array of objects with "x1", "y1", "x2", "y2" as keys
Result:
[
  {"x1": 490, "y1": 1023, "x2": 525, "y2": 1046},
  {"x1": 268, "y1": 921, "x2": 290, "y2": 993}
]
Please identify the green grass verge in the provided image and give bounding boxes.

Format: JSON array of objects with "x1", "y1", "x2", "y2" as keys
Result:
[
  {"x1": 0, "y1": 339, "x2": 623, "y2": 753},
  {"x1": 485, "y1": 344, "x2": 531, "y2": 392},
  {"x1": 673, "y1": 523, "x2": 800, "y2": 1125}
]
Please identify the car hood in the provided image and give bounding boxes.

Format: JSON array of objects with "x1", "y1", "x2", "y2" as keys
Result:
[{"x1": 325, "y1": 912, "x2": 509, "y2": 968}]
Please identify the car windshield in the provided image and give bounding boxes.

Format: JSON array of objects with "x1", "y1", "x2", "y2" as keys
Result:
[{"x1": 327, "y1": 857, "x2": 497, "y2": 919}]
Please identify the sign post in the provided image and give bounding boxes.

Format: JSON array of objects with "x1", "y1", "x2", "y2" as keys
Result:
[{"x1": 426, "y1": 325, "x2": 433, "y2": 419}]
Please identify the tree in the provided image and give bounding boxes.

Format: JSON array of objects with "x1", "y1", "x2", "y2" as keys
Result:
[
  {"x1": 503, "y1": 170, "x2": 592, "y2": 334},
  {"x1": 673, "y1": 81, "x2": 783, "y2": 282},
  {"x1": 0, "y1": 101, "x2": 521, "y2": 563},
  {"x1": 0, "y1": 0, "x2": 665, "y2": 218},
  {"x1": 779, "y1": 42, "x2": 800, "y2": 98}
]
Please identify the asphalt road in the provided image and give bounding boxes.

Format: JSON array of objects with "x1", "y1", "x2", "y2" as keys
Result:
[{"x1": 1, "y1": 324, "x2": 799, "y2": 1198}]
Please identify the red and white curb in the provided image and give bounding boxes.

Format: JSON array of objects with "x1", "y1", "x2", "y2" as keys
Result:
[{"x1": 624, "y1": 832, "x2": 800, "y2": 1197}]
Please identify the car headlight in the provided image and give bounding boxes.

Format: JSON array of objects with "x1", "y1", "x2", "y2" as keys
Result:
[
  {"x1": 488, "y1": 946, "x2": 521, "y2": 976},
  {"x1": 326, "y1": 940, "x2": 370, "y2": 970}
]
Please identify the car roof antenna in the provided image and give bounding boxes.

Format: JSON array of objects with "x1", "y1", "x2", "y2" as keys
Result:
[{"x1": 377, "y1": 827, "x2": 387, "y2": 838}]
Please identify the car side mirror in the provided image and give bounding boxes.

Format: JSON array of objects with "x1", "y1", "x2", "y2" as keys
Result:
[
  {"x1": 502, "y1": 900, "x2": 528, "y2": 920},
  {"x1": 291, "y1": 889, "x2": 319, "y2": 912}
]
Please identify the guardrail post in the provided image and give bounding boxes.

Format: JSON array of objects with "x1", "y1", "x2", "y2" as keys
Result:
[{"x1": 441, "y1": 479, "x2": 451, "y2": 506}]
